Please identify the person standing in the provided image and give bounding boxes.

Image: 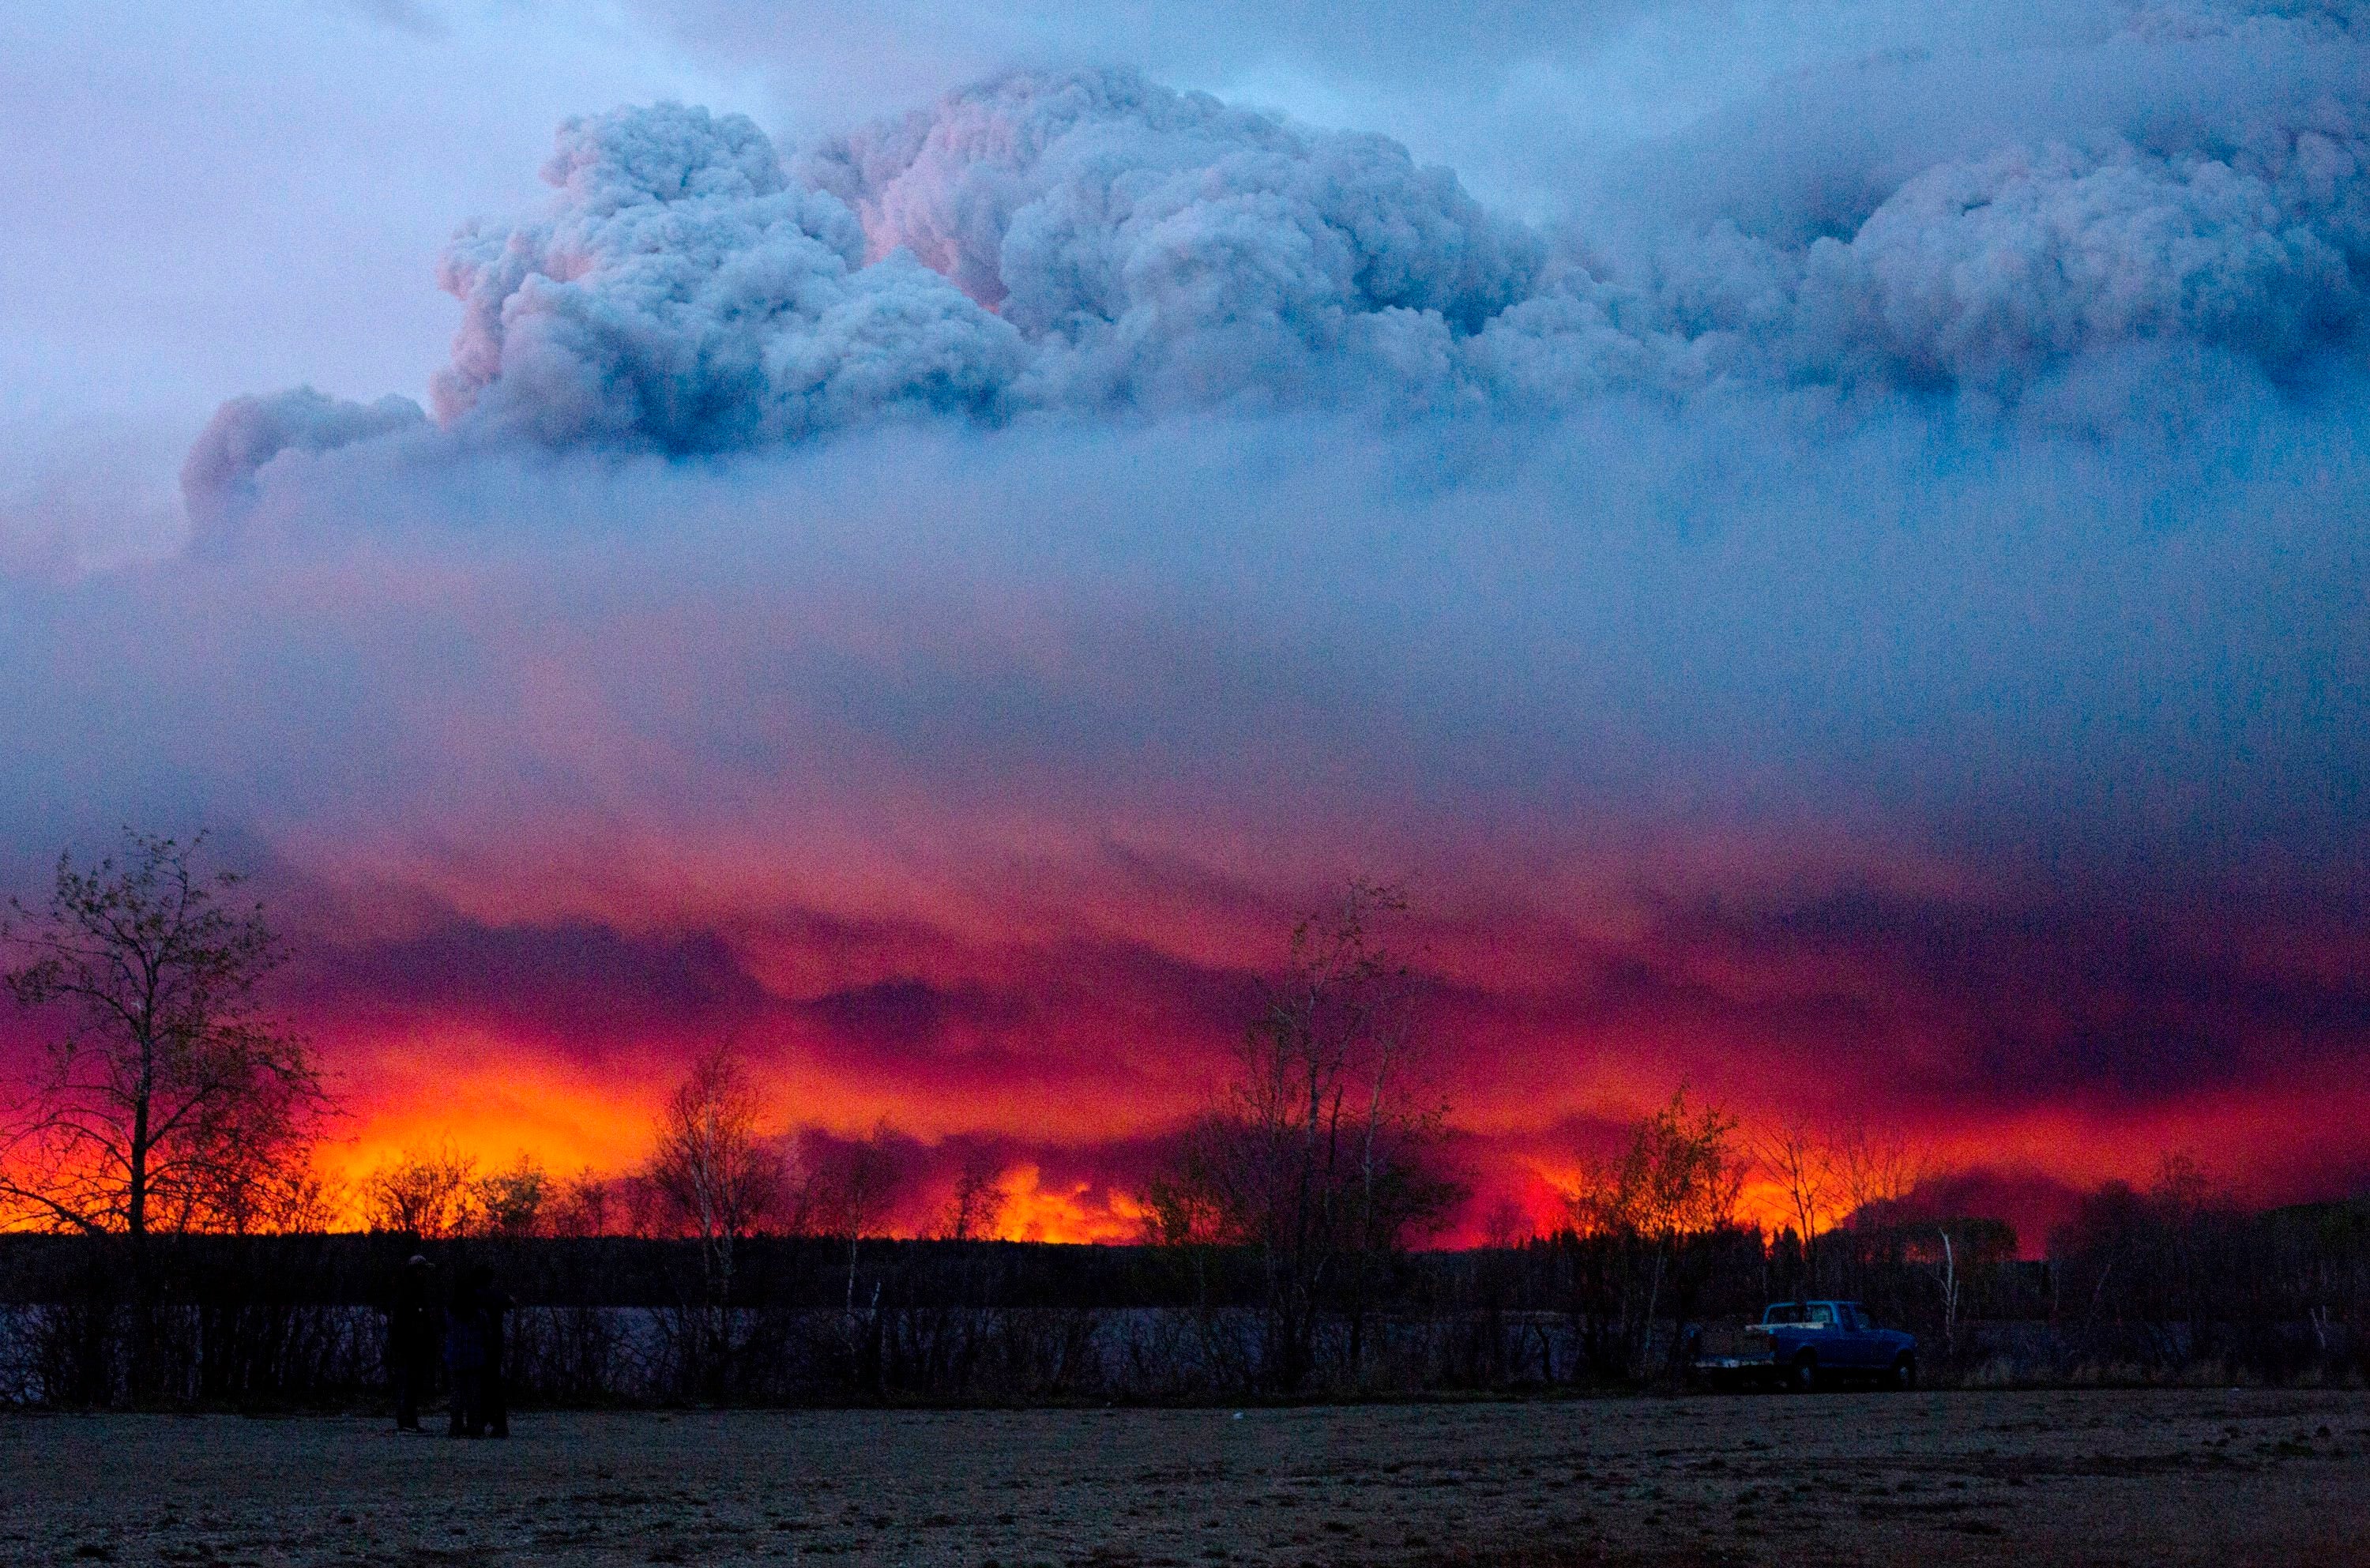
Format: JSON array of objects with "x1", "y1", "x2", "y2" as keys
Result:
[
  {"x1": 476, "y1": 1265, "x2": 514, "y2": 1438},
  {"x1": 444, "y1": 1267, "x2": 487, "y2": 1437},
  {"x1": 386, "y1": 1255, "x2": 438, "y2": 1433}
]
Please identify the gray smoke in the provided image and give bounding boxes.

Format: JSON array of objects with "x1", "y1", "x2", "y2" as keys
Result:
[
  {"x1": 182, "y1": 2, "x2": 2370, "y2": 511},
  {"x1": 51, "y1": 0, "x2": 2367, "y2": 1207},
  {"x1": 796, "y1": 67, "x2": 1544, "y2": 409},
  {"x1": 433, "y1": 102, "x2": 1024, "y2": 452},
  {"x1": 182, "y1": 387, "x2": 427, "y2": 549}
]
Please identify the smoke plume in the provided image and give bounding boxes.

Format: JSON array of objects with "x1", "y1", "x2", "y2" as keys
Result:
[
  {"x1": 190, "y1": 6, "x2": 2370, "y2": 524},
  {"x1": 17, "y1": 0, "x2": 2367, "y2": 1211}
]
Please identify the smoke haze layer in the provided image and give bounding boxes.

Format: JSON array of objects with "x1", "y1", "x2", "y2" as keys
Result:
[
  {"x1": 9, "y1": 0, "x2": 2370, "y2": 1230},
  {"x1": 189, "y1": 4, "x2": 2370, "y2": 513}
]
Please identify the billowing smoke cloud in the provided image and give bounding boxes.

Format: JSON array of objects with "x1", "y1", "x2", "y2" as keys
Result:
[
  {"x1": 433, "y1": 103, "x2": 1023, "y2": 450},
  {"x1": 28, "y1": 0, "x2": 2370, "y2": 1217},
  {"x1": 796, "y1": 69, "x2": 1542, "y2": 407},
  {"x1": 180, "y1": 387, "x2": 427, "y2": 549},
  {"x1": 1800, "y1": 132, "x2": 2366, "y2": 391},
  {"x1": 188, "y1": 2, "x2": 2370, "y2": 525}
]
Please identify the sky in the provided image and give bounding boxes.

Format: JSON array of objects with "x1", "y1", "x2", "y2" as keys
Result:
[{"x1": 3, "y1": 0, "x2": 2368, "y2": 1247}]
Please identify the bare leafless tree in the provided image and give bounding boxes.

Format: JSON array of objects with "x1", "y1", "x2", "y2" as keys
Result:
[
  {"x1": 360, "y1": 1140, "x2": 483, "y2": 1238},
  {"x1": 1829, "y1": 1121, "x2": 1924, "y2": 1295},
  {"x1": 545, "y1": 1167, "x2": 617, "y2": 1238},
  {"x1": 939, "y1": 1149, "x2": 1007, "y2": 1243},
  {"x1": 1142, "y1": 878, "x2": 1461, "y2": 1390},
  {"x1": 803, "y1": 1124, "x2": 907, "y2": 1311},
  {"x1": 1754, "y1": 1118, "x2": 1839, "y2": 1288},
  {"x1": 1831, "y1": 1122, "x2": 1922, "y2": 1224},
  {"x1": 1, "y1": 831, "x2": 325, "y2": 1243},
  {"x1": 1482, "y1": 1196, "x2": 1535, "y2": 1250},
  {"x1": 641, "y1": 1047, "x2": 786, "y2": 1393},
  {"x1": 210, "y1": 1156, "x2": 344, "y2": 1236},
  {"x1": 1139, "y1": 1136, "x2": 1232, "y2": 1247},
  {"x1": 359, "y1": 1141, "x2": 550, "y2": 1238},
  {"x1": 1565, "y1": 1088, "x2": 1747, "y2": 1375}
]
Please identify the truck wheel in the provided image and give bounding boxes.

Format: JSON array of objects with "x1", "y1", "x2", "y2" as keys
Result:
[
  {"x1": 1889, "y1": 1355, "x2": 1917, "y2": 1391},
  {"x1": 1787, "y1": 1355, "x2": 1817, "y2": 1393}
]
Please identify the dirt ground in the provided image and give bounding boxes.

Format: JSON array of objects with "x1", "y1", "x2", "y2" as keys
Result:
[{"x1": 2, "y1": 1389, "x2": 2365, "y2": 1567}]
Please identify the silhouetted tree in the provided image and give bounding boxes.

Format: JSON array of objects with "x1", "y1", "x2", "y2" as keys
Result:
[
  {"x1": 1905, "y1": 1216, "x2": 2017, "y2": 1362},
  {"x1": 641, "y1": 1048, "x2": 787, "y2": 1395},
  {"x1": 545, "y1": 1167, "x2": 618, "y2": 1238},
  {"x1": 361, "y1": 1140, "x2": 482, "y2": 1238},
  {"x1": 2048, "y1": 1152, "x2": 2259, "y2": 1371},
  {"x1": 1755, "y1": 1118, "x2": 1838, "y2": 1290},
  {"x1": 1, "y1": 832, "x2": 324, "y2": 1241},
  {"x1": 1143, "y1": 879, "x2": 1462, "y2": 1391},
  {"x1": 803, "y1": 1123, "x2": 908, "y2": 1311},
  {"x1": 939, "y1": 1149, "x2": 1008, "y2": 1242},
  {"x1": 1830, "y1": 1122, "x2": 1923, "y2": 1296},
  {"x1": 473, "y1": 1153, "x2": 550, "y2": 1237},
  {"x1": 358, "y1": 1141, "x2": 549, "y2": 1238},
  {"x1": 1564, "y1": 1089, "x2": 1746, "y2": 1377},
  {"x1": 2, "y1": 831, "x2": 325, "y2": 1398}
]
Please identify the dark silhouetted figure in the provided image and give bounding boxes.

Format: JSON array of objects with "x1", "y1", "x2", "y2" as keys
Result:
[
  {"x1": 478, "y1": 1266, "x2": 514, "y2": 1438},
  {"x1": 386, "y1": 1254, "x2": 438, "y2": 1432},
  {"x1": 444, "y1": 1268, "x2": 488, "y2": 1437}
]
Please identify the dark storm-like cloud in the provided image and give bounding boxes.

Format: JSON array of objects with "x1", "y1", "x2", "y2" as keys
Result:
[
  {"x1": 801, "y1": 978, "x2": 1028, "y2": 1052},
  {"x1": 264, "y1": 850, "x2": 2370, "y2": 1145},
  {"x1": 264, "y1": 876, "x2": 1272, "y2": 1116},
  {"x1": 1642, "y1": 882, "x2": 2370, "y2": 1106},
  {"x1": 296, "y1": 919, "x2": 775, "y2": 1055}
]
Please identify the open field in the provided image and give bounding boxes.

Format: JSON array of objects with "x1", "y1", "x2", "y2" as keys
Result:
[{"x1": 2, "y1": 1390, "x2": 2365, "y2": 1567}]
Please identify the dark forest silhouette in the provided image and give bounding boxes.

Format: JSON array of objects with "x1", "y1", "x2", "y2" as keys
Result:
[{"x1": 1, "y1": 832, "x2": 2364, "y2": 1407}]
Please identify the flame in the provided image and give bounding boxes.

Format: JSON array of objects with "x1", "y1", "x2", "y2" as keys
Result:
[{"x1": 985, "y1": 1162, "x2": 1148, "y2": 1245}]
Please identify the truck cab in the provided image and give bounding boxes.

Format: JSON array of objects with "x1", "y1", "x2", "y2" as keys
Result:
[{"x1": 1691, "y1": 1299, "x2": 1917, "y2": 1390}]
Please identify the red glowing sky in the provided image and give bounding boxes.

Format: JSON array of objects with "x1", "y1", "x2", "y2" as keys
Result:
[
  {"x1": 5, "y1": 484, "x2": 2365, "y2": 1252},
  {"x1": 238, "y1": 816, "x2": 2370, "y2": 1251},
  {"x1": 4, "y1": 6, "x2": 2369, "y2": 1253}
]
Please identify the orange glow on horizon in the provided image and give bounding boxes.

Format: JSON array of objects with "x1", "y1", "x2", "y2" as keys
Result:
[
  {"x1": 322, "y1": 1031, "x2": 667, "y2": 1198},
  {"x1": 288, "y1": 1043, "x2": 2370, "y2": 1253},
  {"x1": 983, "y1": 1162, "x2": 1148, "y2": 1245}
]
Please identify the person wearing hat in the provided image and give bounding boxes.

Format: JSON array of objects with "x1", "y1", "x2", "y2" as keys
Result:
[{"x1": 386, "y1": 1254, "x2": 438, "y2": 1433}]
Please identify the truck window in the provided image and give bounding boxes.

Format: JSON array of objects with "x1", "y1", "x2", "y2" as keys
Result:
[{"x1": 1763, "y1": 1303, "x2": 1838, "y2": 1326}]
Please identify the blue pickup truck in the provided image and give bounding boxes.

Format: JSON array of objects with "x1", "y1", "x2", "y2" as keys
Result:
[{"x1": 1689, "y1": 1300, "x2": 1917, "y2": 1391}]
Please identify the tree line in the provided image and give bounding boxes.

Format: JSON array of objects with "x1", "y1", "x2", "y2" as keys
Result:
[{"x1": 1, "y1": 830, "x2": 2364, "y2": 1406}]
